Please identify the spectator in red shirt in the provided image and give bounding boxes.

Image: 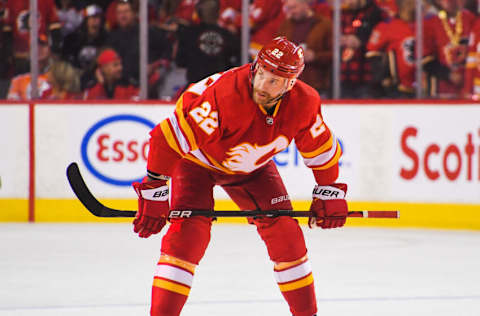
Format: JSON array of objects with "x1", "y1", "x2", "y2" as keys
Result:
[
  {"x1": 366, "y1": 0, "x2": 416, "y2": 98},
  {"x1": 84, "y1": 49, "x2": 139, "y2": 100},
  {"x1": 218, "y1": 0, "x2": 285, "y2": 58},
  {"x1": 2, "y1": 0, "x2": 62, "y2": 75}
]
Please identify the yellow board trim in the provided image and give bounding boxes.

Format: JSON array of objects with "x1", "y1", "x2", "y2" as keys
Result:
[
  {"x1": 153, "y1": 278, "x2": 190, "y2": 296},
  {"x1": 278, "y1": 273, "x2": 314, "y2": 292},
  {"x1": 3, "y1": 199, "x2": 480, "y2": 231},
  {"x1": 0, "y1": 199, "x2": 29, "y2": 221}
]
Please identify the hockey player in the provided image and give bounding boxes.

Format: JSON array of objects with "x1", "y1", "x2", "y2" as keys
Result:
[{"x1": 133, "y1": 36, "x2": 348, "y2": 316}]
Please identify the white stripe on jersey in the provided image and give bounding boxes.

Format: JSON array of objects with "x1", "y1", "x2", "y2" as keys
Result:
[
  {"x1": 169, "y1": 114, "x2": 191, "y2": 154},
  {"x1": 302, "y1": 134, "x2": 339, "y2": 167},
  {"x1": 274, "y1": 260, "x2": 312, "y2": 284},
  {"x1": 154, "y1": 264, "x2": 194, "y2": 287}
]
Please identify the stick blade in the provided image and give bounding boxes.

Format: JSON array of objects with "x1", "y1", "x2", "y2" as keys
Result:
[{"x1": 66, "y1": 162, "x2": 137, "y2": 217}]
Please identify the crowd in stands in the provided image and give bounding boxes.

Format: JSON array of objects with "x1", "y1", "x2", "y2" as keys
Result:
[{"x1": 1, "y1": 0, "x2": 480, "y2": 100}]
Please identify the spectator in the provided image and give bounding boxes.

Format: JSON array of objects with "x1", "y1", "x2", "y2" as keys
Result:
[
  {"x1": 277, "y1": 0, "x2": 333, "y2": 97},
  {"x1": 158, "y1": 0, "x2": 199, "y2": 30},
  {"x1": 176, "y1": 0, "x2": 239, "y2": 86},
  {"x1": 84, "y1": 48, "x2": 139, "y2": 100},
  {"x1": 6, "y1": 34, "x2": 51, "y2": 100},
  {"x1": 57, "y1": 0, "x2": 84, "y2": 37},
  {"x1": 62, "y1": 4, "x2": 108, "y2": 89},
  {"x1": 218, "y1": 0, "x2": 285, "y2": 58},
  {"x1": 0, "y1": 0, "x2": 10, "y2": 96},
  {"x1": 106, "y1": 0, "x2": 158, "y2": 31},
  {"x1": 312, "y1": 0, "x2": 332, "y2": 19},
  {"x1": 249, "y1": 0, "x2": 286, "y2": 57},
  {"x1": 105, "y1": 0, "x2": 171, "y2": 86},
  {"x1": 462, "y1": 17, "x2": 480, "y2": 99},
  {"x1": 40, "y1": 60, "x2": 82, "y2": 99},
  {"x1": 2, "y1": 0, "x2": 62, "y2": 75},
  {"x1": 340, "y1": 0, "x2": 384, "y2": 98},
  {"x1": 374, "y1": 0, "x2": 398, "y2": 18},
  {"x1": 366, "y1": 0, "x2": 415, "y2": 98},
  {"x1": 423, "y1": 0, "x2": 476, "y2": 98},
  {"x1": 218, "y1": 0, "x2": 241, "y2": 34}
]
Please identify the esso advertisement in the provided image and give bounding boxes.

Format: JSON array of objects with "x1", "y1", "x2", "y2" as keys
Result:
[{"x1": 81, "y1": 114, "x2": 155, "y2": 186}]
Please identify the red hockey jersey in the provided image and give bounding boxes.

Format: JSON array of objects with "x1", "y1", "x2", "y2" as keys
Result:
[
  {"x1": 367, "y1": 18, "x2": 415, "y2": 93},
  {"x1": 423, "y1": 10, "x2": 476, "y2": 98},
  {"x1": 148, "y1": 64, "x2": 341, "y2": 184},
  {"x1": 3, "y1": 0, "x2": 60, "y2": 56},
  {"x1": 463, "y1": 18, "x2": 480, "y2": 97}
]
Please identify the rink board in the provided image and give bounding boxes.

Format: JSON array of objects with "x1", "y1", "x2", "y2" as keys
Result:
[{"x1": 0, "y1": 101, "x2": 479, "y2": 229}]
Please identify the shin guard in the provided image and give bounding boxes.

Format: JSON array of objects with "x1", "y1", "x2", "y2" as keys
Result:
[
  {"x1": 151, "y1": 254, "x2": 196, "y2": 316},
  {"x1": 274, "y1": 256, "x2": 317, "y2": 316}
]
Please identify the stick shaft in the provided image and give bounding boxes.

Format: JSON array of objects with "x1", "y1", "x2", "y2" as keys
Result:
[
  {"x1": 168, "y1": 210, "x2": 399, "y2": 219},
  {"x1": 67, "y1": 162, "x2": 399, "y2": 219}
]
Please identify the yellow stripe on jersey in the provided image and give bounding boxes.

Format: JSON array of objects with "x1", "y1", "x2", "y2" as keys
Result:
[
  {"x1": 257, "y1": 99, "x2": 282, "y2": 117},
  {"x1": 275, "y1": 254, "x2": 308, "y2": 271},
  {"x1": 299, "y1": 133, "x2": 333, "y2": 158},
  {"x1": 278, "y1": 273, "x2": 314, "y2": 292},
  {"x1": 313, "y1": 141, "x2": 342, "y2": 170},
  {"x1": 160, "y1": 120, "x2": 183, "y2": 156},
  {"x1": 202, "y1": 151, "x2": 235, "y2": 174},
  {"x1": 158, "y1": 254, "x2": 196, "y2": 274},
  {"x1": 175, "y1": 97, "x2": 199, "y2": 151},
  {"x1": 466, "y1": 52, "x2": 477, "y2": 68},
  {"x1": 153, "y1": 278, "x2": 191, "y2": 296}
]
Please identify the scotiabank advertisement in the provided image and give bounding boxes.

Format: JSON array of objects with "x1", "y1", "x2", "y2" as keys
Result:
[{"x1": 321, "y1": 105, "x2": 480, "y2": 203}]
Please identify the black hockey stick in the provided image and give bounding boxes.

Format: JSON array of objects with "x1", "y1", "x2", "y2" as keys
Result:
[{"x1": 67, "y1": 162, "x2": 399, "y2": 219}]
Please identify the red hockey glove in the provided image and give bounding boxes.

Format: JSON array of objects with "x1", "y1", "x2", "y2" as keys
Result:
[
  {"x1": 309, "y1": 183, "x2": 348, "y2": 229},
  {"x1": 132, "y1": 178, "x2": 170, "y2": 238}
]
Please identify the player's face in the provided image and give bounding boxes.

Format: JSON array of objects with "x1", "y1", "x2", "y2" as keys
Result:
[{"x1": 252, "y1": 66, "x2": 288, "y2": 107}]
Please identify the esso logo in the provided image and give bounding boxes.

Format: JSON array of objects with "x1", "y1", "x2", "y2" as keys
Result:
[
  {"x1": 81, "y1": 114, "x2": 156, "y2": 186},
  {"x1": 400, "y1": 126, "x2": 478, "y2": 182}
]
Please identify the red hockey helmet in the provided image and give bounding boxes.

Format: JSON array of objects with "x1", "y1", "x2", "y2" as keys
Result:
[{"x1": 253, "y1": 36, "x2": 305, "y2": 79}]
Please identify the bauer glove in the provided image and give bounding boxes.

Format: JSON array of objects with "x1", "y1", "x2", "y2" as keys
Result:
[
  {"x1": 309, "y1": 183, "x2": 348, "y2": 229},
  {"x1": 132, "y1": 178, "x2": 170, "y2": 238}
]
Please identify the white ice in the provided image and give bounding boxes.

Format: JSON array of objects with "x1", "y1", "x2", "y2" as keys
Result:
[{"x1": 1, "y1": 224, "x2": 479, "y2": 316}]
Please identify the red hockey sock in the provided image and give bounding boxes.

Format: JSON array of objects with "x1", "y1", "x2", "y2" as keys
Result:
[
  {"x1": 150, "y1": 254, "x2": 196, "y2": 316},
  {"x1": 274, "y1": 257, "x2": 317, "y2": 316}
]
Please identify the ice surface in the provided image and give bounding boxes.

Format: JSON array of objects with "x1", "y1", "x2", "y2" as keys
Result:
[{"x1": 1, "y1": 224, "x2": 479, "y2": 316}]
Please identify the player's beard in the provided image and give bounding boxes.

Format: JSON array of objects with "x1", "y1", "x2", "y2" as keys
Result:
[{"x1": 253, "y1": 88, "x2": 282, "y2": 107}]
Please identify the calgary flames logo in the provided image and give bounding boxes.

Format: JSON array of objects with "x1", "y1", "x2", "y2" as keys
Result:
[{"x1": 222, "y1": 136, "x2": 289, "y2": 173}]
